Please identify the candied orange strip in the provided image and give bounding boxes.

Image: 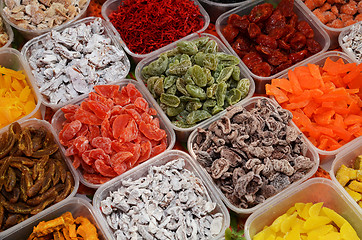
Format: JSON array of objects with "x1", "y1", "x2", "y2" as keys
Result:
[
  {"x1": 265, "y1": 84, "x2": 289, "y2": 103},
  {"x1": 288, "y1": 69, "x2": 303, "y2": 95},
  {"x1": 271, "y1": 78, "x2": 293, "y2": 92}
]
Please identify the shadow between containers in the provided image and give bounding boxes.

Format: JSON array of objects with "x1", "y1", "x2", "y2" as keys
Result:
[
  {"x1": 51, "y1": 79, "x2": 176, "y2": 189},
  {"x1": 187, "y1": 96, "x2": 320, "y2": 217},
  {"x1": 244, "y1": 178, "x2": 362, "y2": 240},
  {"x1": 101, "y1": 0, "x2": 210, "y2": 64},
  {"x1": 135, "y1": 32, "x2": 256, "y2": 143},
  {"x1": 0, "y1": 0, "x2": 90, "y2": 40},
  {"x1": 268, "y1": 51, "x2": 362, "y2": 164},
  {"x1": 0, "y1": 119, "x2": 79, "y2": 238},
  {"x1": 215, "y1": 0, "x2": 330, "y2": 94},
  {"x1": 92, "y1": 150, "x2": 230, "y2": 240},
  {"x1": 21, "y1": 17, "x2": 131, "y2": 111},
  {"x1": 1, "y1": 197, "x2": 112, "y2": 240}
]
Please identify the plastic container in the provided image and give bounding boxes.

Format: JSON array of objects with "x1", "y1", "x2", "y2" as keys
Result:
[
  {"x1": 198, "y1": 0, "x2": 251, "y2": 23},
  {"x1": 215, "y1": 0, "x2": 330, "y2": 94},
  {"x1": 245, "y1": 178, "x2": 362, "y2": 240},
  {"x1": 0, "y1": 0, "x2": 90, "y2": 40},
  {"x1": 0, "y1": 48, "x2": 42, "y2": 133},
  {"x1": 339, "y1": 22, "x2": 362, "y2": 64},
  {"x1": 21, "y1": 17, "x2": 130, "y2": 110},
  {"x1": 51, "y1": 79, "x2": 176, "y2": 189},
  {"x1": 0, "y1": 118, "x2": 79, "y2": 239},
  {"x1": 330, "y1": 138, "x2": 362, "y2": 213},
  {"x1": 101, "y1": 0, "x2": 210, "y2": 64},
  {"x1": 135, "y1": 32, "x2": 255, "y2": 142},
  {"x1": 272, "y1": 51, "x2": 362, "y2": 164},
  {"x1": 1, "y1": 197, "x2": 113, "y2": 240},
  {"x1": 188, "y1": 96, "x2": 320, "y2": 216},
  {"x1": 0, "y1": 16, "x2": 13, "y2": 49},
  {"x1": 296, "y1": 0, "x2": 353, "y2": 49},
  {"x1": 93, "y1": 150, "x2": 230, "y2": 240}
]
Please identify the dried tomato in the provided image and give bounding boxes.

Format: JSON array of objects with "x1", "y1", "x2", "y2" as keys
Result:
[
  {"x1": 290, "y1": 32, "x2": 307, "y2": 50},
  {"x1": 223, "y1": 24, "x2": 239, "y2": 43},
  {"x1": 248, "y1": 23, "x2": 261, "y2": 38},
  {"x1": 265, "y1": 9, "x2": 286, "y2": 38},
  {"x1": 249, "y1": 3, "x2": 274, "y2": 23},
  {"x1": 228, "y1": 14, "x2": 249, "y2": 31},
  {"x1": 256, "y1": 45, "x2": 273, "y2": 56},
  {"x1": 232, "y1": 36, "x2": 251, "y2": 58},
  {"x1": 267, "y1": 50, "x2": 288, "y2": 66},
  {"x1": 256, "y1": 34, "x2": 278, "y2": 49},
  {"x1": 289, "y1": 49, "x2": 308, "y2": 63},
  {"x1": 278, "y1": 39, "x2": 291, "y2": 50},
  {"x1": 252, "y1": 62, "x2": 272, "y2": 77},
  {"x1": 242, "y1": 52, "x2": 263, "y2": 70},
  {"x1": 277, "y1": 0, "x2": 294, "y2": 17},
  {"x1": 297, "y1": 21, "x2": 314, "y2": 39},
  {"x1": 288, "y1": 13, "x2": 299, "y2": 27},
  {"x1": 272, "y1": 59, "x2": 292, "y2": 75},
  {"x1": 306, "y1": 39, "x2": 322, "y2": 54}
]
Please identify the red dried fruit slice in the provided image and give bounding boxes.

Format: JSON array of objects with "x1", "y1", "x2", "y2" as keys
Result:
[
  {"x1": 94, "y1": 159, "x2": 118, "y2": 177},
  {"x1": 89, "y1": 148, "x2": 111, "y2": 165},
  {"x1": 88, "y1": 92, "x2": 114, "y2": 109},
  {"x1": 72, "y1": 155, "x2": 81, "y2": 169},
  {"x1": 113, "y1": 91, "x2": 131, "y2": 106},
  {"x1": 88, "y1": 125, "x2": 101, "y2": 142},
  {"x1": 122, "y1": 119, "x2": 138, "y2": 143},
  {"x1": 74, "y1": 108, "x2": 103, "y2": 125},
  {"x1": 91, "y1": 137, "x2": 112, "y2": 154},
  {"x1": 101, "y1": 118, "x2": 113, "y2": 139},
  {"x1": 148, "y1": 108, "x2": 157, "y2": 116},
  {"x1": 76, "y1": 124, "x2": 89, "y2": 138},
  {"x1": 151, "y1": 118, "x2": 160, "y2": 128},
  {"x1": 81, "y1": 101, "x2": 91, "y2": 112},
  {"x1": 141, "y1": 112, "x2": 153, "y2": 124},
  {"x1": 88, "y1": 100, "x2": 110, "y2": 119},
  {"x1": 110, "y1": 151, "x2": 133, "y2": 174},
  {"x1": 80, "y1": 154, "x2": 97, "y2": 174},
  {"x1": 125, "y1": 108, "x2": 142, "y2": 124},
  {"x1": 61, "y1": 104, "x2": 79, "y2": 114},
  {"x1": 112, "y1": 114, "x2": 131, "y2": 139},
  {"x1": 128, "y1": 143, "x2": 140, "y2": 167},
  {"x1": 150, "y1": 138, "x2": 167, "y2": 158},
  {"x1": 124, "y1": 104, "x2": 143, "y2": 114},
  {"x1": 134, "y1": 97, "x2": 149, "y2": 112},
  {"x1": 125, "y1": 83, "x2": 143, "y2": 103},
  {"x1": 94, "y1": 85, "x2": 120, "y2": 99},
  {"x1": 137, "y1": 140, "x2": 152, "y2": 164},
  {"x1": 73, "y1": 136, "x2": 89, "y2": 154},
  {"x1": 59, "y1": 120, "x2": 82, "y2": 141},
  {"x1": 64, "y1": 113, "x2": 76, "y2": 122},
  {"x1": 139, "y1": 121, "x2": 166, "y2": 141},
  {"x1": 110, "y1": 105, "x2": 124, "y2": 116},
  {"x1": 82, "y1": 150, "x2": 93, "y2": 165},
  {"x1": 110, "y1": 141, "x2": 133, "y2": 152},
  {"x1": 83, "y1": 173, "x2": 111, "y2": 184},
  {"x1": 65, "y1": 145, "x2": 78, "y2": 156}
]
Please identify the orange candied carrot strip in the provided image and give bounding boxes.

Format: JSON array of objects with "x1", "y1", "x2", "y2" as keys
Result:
[
  {"x1": 342, "y1": 64, "x2": 362, "y2": 84},
  {"x1": 315, "y1": 125, "x2": 335, "y2": 137},
  {"x1": 348, "y1": 73, "x2": 362, "y2": 89},
  {"x1": 308, "y1": 63, "x2": 324, "y2": 88},
  {"x1": 313, "y1": 108, "x2": 335, "y2": 125},
  {"x1": 322, "y1": 101, "x2": 349, "y2": 115},
  {"x1": 348, "y1": 123, "x2": 362, "y2": 138},
  {"x1": 288, "y1": 69, "x2": 303, "y2": 95},
  {"x1": 329, "y1": 125, "x2": 353, "y2": 142},
  {"x1": 289, "y1": 91, "x2": 311, "y2": 103},
  {"x1": 334, "y1": 113, "x2": 346, "y2": 129},
  {"x1": 265, "y1": 84, "x2": 289, "y2": 103},
  {"x1": 295, "y1": 66, "x2": 320, "y2": 89},
  {"x1": 303, "y1": 101, "x2": 320, "y2": 118},
  {"x1": 344, "y1": 114, "x2": 362, "y2": 125},
  {"x1": 271, "y1": 78, "x2": 293, "y2": 92},
  {"x1": 285, "y1": 100, "x2": 309, "y2": 110},
  {"x1": 323, "y1": 57, "x2": 357, "y2": 76},
  {"x1": 315, "y1": 88, "x2": 350, "y2": 102},
  {"x1": 291, "y1": 109, "x2": 312, "y2": 127}
]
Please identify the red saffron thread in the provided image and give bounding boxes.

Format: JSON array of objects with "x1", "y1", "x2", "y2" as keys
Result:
[{"x1": 109, "y1": 0, "x2": 205, "y2": 55}]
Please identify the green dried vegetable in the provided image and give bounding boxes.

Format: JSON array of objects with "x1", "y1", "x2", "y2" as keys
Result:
[
  {"x1": 142, "y1": 37, "x2": 251, "y2": 128},
  {"x1": 160, "y1": 93, "x2": 180, "y2": 107}
]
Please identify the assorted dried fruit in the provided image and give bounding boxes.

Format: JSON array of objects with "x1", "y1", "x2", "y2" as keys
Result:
[
  {"x1": 336, "y1": 155, "x2": 362, "y2": 208},
  {"x1": 2, "y1": 0, "x2": 88, "y2": 30},
  {"x1": 141, "y1": 36, "x2": 251, "y2": 128},
  {"x1": 0, "y1": 66, "x2": 37, "y2": 129},
  {"x1": 0, "y1": 122, "x2": 74, "y2": 232},
  {"x1": 27, "y1": 18, "x2": 129, "y2": 106},
  {"x1": 59, "y1": 84, "x2": 168, "y2": 185},
  {"x1": 0, "y1": 18, "x2": 9, "y2": 47},
  {"x1": 223, "y1": 0, "x2": 322, "y2": 77},
  {"x1": 303, "y1": 0, "x2": 362, "y2": 28},
  {"x1": 100, "y1": 158, "x2": 224, "y2": 239},
  {"x1": 341, "y1": 22, "x2": 362, "y2": 63},
  {"x1": 253, "y1": 202, "x2": 360, "y2": 240},
  {"x1": 192, "y1": 98, "x2": 315, "y2": 209},
  {"x1": 266, "y1": 58, "x2": 362, "y2": 151},
  {"x1": 27, "y1": 212, "x2": 99, "y2": 240}
]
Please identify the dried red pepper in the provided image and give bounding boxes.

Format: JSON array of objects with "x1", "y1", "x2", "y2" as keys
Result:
[{"x1": 109, "y1": 0, "x2": 205, "y2": 55}]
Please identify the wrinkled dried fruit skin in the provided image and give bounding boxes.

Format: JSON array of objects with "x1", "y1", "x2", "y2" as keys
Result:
[
  {"x1": 0, "y1": 123, "x2": 74, "y2": 232},
  {"x1": 223, "y1": 0, "x2": 322, "y2": 77}
]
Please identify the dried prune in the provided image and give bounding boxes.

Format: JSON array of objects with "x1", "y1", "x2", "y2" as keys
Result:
[
  {"x1": 249, "y1": 3, "x2": 274, "y2": 23},
  {"x1": 290, "y1": 32, "x2": 307, "y2": 50}
]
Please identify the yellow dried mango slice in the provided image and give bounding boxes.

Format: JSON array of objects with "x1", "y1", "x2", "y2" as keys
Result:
[
  {"x1": 344, "y1": 187, "x2": 362, "y2": 202},
  {"x1": 321, "y1": 207, "x2": 347, "y2": 228},
  {"x1": 309, "y1": 202, "x2": 323, "y2": 217},
  {"x1": 348, "y1": 180, "x2": 362, "y2": 193},
  {"x1": 340, "y1": 222, "x2": 360, "y2": 240}
]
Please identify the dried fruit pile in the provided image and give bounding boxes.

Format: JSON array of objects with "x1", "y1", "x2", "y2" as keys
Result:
[
  {"x1": 336, "y1": 155, "x2": 362, "y2": 208},
  {"x1": 266, "y1": 58, "x2": 362, "y2": 151},
  {"x1": 223, "y1": 0, "x2": 322, "y2": 77},
  {"x1": 192, "y1": 98, "x2": 315, "y2": 209},
  {"x1": 253, "y1": 202, "x2": 360, "y2": 240},
  {"x1": 0, "y1": 66, "x2": 37, "y2": 129},
  {"x1": 0, "y1": 18, "x2": 9, "y2": 47},
  {"x1": 28, "y1": 212, "x2": 99, "y2": 240},
  {"x1": 59, "y1": 84, "x2": 168, "y2": 185},
  {"x1": 303, "y1": 0, "x2": 362, "y2": 28},
  {"x1": 341, "y1": 22, "x2": 362, "y2": 63},
  {"x1": 0, "y1": 122, "x2": 74, "y2": 232}
]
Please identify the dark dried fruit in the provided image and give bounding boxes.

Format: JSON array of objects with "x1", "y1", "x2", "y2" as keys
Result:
[
  {"x1": 252, "y1": 62, "x2": 272, "y2": 77},
  {"x1": 256, "y1": 34, "x2": 278, "y2": 49},
  {"x1": 290, "y1": 32, "x2": 307, "y2": 50},
  {"x1": 249, "y1": 3, "x2": 274, "y2": 23},
  {"x1": 242, "y1": 52, "x2": 263, "y2": 70},
  {"x1": 248, "y1": 23, "x2": 262, "y2": 38},
  {"x1": 297, "y1": 21, "x2": 314, "y2": 38}
]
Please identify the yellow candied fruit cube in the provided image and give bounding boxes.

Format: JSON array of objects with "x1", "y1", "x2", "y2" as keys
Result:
[
  {"x1": 318, "y1": 232, "x2": 341, "y2": 240},
  {"x1": 348, "y1": 180, "x2": 362, "y2": 193},
  {"x1": 270, "y1": 214, "x2": 288, "y2": 233},
  {"x1": 300, "y1": 203, "x2": 313, "y2": 220},
  {"x1": 354, "y1": 155, "x2": 362, "y2": 170},
  {"x1": 303, "y1": 216, "x2": 331, "y2": 231},
  {"x1": 340, "y1": 222, "x2": 360, "y2": 240},
  {"x1": 309, "y1": 202, "x2": 324, "y2": 217},
  {"x1": 285, "y1": 227, "x2": 301, "y2": 240},
  {"x1": 321, "y1": 207, "x2": 347, "y2": 228},
  {"x1": 344, "y1": 187, "x2": 362, "y2": 202},
  {"x1": 281, "y1": 212, "x2": 298, "y2": 234},
  {"x1": 306, "y1": 224, "x2": 334, "y2": 240},
  {"x1": 357, "y1": 170, "x2": 362, "y2": 182},
  {"x1": 336, "y1": 165, "x2": 356, "y2": 187}
]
